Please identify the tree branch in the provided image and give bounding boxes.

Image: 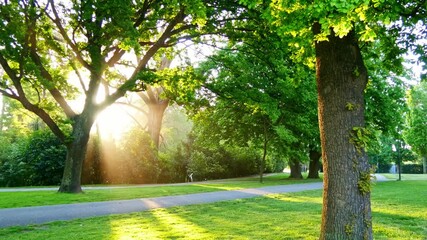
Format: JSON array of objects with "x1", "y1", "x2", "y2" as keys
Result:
[
  {"x1": 98, "y1": 7, "x2": 187, "y2": 111},
  {"x1": 106, "y1": 47, "x2": 126, "y2": 67},
  {"x1": 134, "y1": 0, "x2": 152, "y2": 28},
  {"x1": 131, "y1": 7, "x2": 186, "y2": 79},
  {"x1": 20, "y1": 97, "x2": 67, "y2": 143},
  {"x1": 46, "y1": 0, "x2": 91, "y2": 70},
  {"x1": 137, "y1": 91, "x2": 150, "y2": 103},
  {"x1": 0, "y1": 89, "x2": 19, "y2": 100},
  {"x1": 70, "y1": 61, "x2": 88, "y2": 93},
  {"x1": 0, "y1": 53, "x2": 66, "y2": 142},
  {"x1": 114, "y1": 101, "x2": 148, "y2": 116},
  {"x1": 28, "y1": 24, "x2": 76, "y2": 118}
]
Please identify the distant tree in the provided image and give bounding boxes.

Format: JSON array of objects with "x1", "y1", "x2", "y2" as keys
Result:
[
  {"x1": 198, "y1": 34, "x2": 318, "y2": 181},
  {"x1": 405, "y1": 81, "x2": 427, "y2": 173}
]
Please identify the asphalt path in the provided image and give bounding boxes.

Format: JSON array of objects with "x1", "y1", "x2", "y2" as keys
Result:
[
  {"x1": 0, "y1": 182, "x2": 323, "y2": 228},
  {"x1": 0, "y1": 183, "x2": 188, "y2": 192}
]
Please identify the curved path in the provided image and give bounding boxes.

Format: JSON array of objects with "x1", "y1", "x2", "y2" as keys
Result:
[{"x1": 0, "y1": 182, "x2": 322, "y2": 228}]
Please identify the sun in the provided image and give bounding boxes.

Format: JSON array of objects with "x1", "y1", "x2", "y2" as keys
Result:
[{"x1": 95, "y1": 104, "x2": 136, "y2": 140}]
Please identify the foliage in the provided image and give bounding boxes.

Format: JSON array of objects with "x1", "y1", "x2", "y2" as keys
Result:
[
  {"x1": 363, "y1": 44, "x2": 409, "y2": 148},
  {"x1": 241, "y1": 0, "x2": 426, "y2": 68},
  {"x1": 161, "y1": 131, "x2": 261, "y2": 182},
  {"x1": 0, "y1": 129, "x2": 66, "y2": 187},
  {"x1": 404, "y1": 81, "x2": 427, "y2": 159},
  {"x1": 350, "y1": 127, "x2": 371, "y2": 154},
  {"x1": 160, "y1": 105, "x2": 193, "y2": 152},
  {"x1": 83, "y1": 127, "x2": 160, "y2": 185},
  {"x1": 190, "y1": 145, "x2": 261, "y2": 180},
  {"x1": 357, "y1": 171, "x2": 372, "y2": 195},
  {"x1": 401, "y1": 164, "x2": 423, "y2": 174},
  {"x1": 158, "y1": 144, "x2": 191, "y2": 183},
  {"x1": 115, "y1": 128, "x2": 159, "y2": 184},
  {"x1": 195, "y1": 31, "x2": 319, "y2": 174}
]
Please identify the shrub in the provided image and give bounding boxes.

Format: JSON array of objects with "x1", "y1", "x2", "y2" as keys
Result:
[
  {"x1": 0, "y1": 129, "x2": 66, "y2": 187},
  {"x1": 402, "y1": 164, "x2": 423, "y2": 174}
]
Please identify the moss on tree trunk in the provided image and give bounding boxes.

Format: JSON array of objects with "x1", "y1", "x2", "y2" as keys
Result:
[
  {"x1": 59, "y1": 114, "x2": 94, "y2": 193},
  {"x1": 315, "y1": 25, "x2": 373, "y2": 240}
]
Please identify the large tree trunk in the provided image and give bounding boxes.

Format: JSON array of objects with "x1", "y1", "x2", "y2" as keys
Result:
[
  {"x1": 315, "y1": 25, "x2": 373, "y2": 240},
  {"x1": 289, "y1": 158, "x2": 303, "y2": 179},
  {"x1": 142, "y1": 57, "x2": 172, "y2": 150},
  {"x1": 308, "y1": 149, "x2": 321, "y2": 179},
  {"x1": 59, "y1": 113, "x2": 94, "y2": 193},
  {"x1": 147, "y1": 99, "x2": 169, "y2": 149}
]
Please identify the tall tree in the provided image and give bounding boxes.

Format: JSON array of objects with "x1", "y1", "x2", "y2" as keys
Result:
[
  {"x1": 0, "y1": 0, "x2": 247, "y2": 193},
  {"x1": 240, "y1": 0, "x2": 426, "y2": 238},
  {"x1": 198, "y1": 37, "x2": 318, "y2": 181},
  {"x1": 405, "y1": 81, "x2": 427, "y2": 173}
]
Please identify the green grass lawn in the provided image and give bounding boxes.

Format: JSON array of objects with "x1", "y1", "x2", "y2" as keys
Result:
[
  {"x1": 0, "y1": 173, "x2": 321, "y2": 209},
  {"x1": 0, "y1": 180, "x2": 425, "y2": 239},
  {"x1": 380, "y1": 173, "x2": 427, "y2": 181}
]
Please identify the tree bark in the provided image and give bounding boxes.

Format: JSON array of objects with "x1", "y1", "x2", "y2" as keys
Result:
[
  {"x1": 147, "y1": 99, "x2": 169, "y2": 149},
  {"x1": 289, "y1": 158, "x2": 303, "y2": 179},
  {"x1": 423, "y1": 155, "x2": 426, "y2": 174},
  {"x1": 259, "y1": 120, "x2": 269, "y2": 183},
  {"x1": 58, "y1": 112, "x2": 95, "y2": 193},
  {"x1": 315, "y1": 25, "x2": 372, "y2": 240},
  {"x1": 308, "y1": 149, "x2": 321, "y2": 179},
  {"x1": 141, "y1": 57, "x2": 172, "y2": 150},
  {"x1": 0, "y1": 97, "x2": 5, "y2": 132}
]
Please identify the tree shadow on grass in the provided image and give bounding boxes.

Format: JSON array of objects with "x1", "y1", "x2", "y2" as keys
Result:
[
  {"x1": 111, "y1": 192, "x2": 323, "y2": 239},
  {"x1": 372, "y1": 210, "x2": 427, "y2": 239}
]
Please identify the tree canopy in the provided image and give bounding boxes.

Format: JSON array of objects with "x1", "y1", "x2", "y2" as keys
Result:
[
  {"x1": 0, "y1": 0, "x2": 249, "y2": 192},
  {"x1": 405, "y1": 81, "x2": 427, "y2": 173}
]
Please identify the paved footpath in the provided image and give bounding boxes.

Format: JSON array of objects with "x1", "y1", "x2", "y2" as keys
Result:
[{"x1": 0, "y1": 182, "x2": 322, "y2": 228}]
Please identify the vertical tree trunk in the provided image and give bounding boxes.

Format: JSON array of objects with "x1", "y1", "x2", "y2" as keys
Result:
[
  {"x1": 259, "y1": 139, "x2": 267, "y2": 183},
  {"x1": 147, "y1": 100, "x2": 169, "y2": 149},
  {"x1": 259, "y1": 121, "x2": 269, "y2": 183},
  {"x1": 423, "y1": 155, "x2": 426, "y2": 174},
  {"x1": 143, "y1": 57, "x2": 172, "y2": 150},
  {"x1": 308, "y1": 149, "x2": 321, "y2": 179},
  {"x1": 289, "y1": 158, "x2": 303, "y2": 179},
  {"x1": 315, "y1": 25, "x2": 372, "y2": 240},
  {"x1": 58, "y1": 113, "x2": 94, "y2": 193},
  {"x1": 0, "y1": 96, "x2": 5, "y2": 132}
]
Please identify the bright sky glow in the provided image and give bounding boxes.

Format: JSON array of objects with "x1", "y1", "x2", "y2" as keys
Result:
[
  {"x1": 403, "y1": 53, "x2": 425, "y2": 85},
  {"x1": 95, "y1": 104, "x2": 136, "y2": 140}
]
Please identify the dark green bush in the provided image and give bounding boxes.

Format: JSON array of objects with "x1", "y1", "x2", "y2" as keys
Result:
[
  {"x1": 0, "y1": 129, "x2": 66, "y2": 187},
  {"x1": 402, "y1": 164, "x2": 423, "y2": 174}
]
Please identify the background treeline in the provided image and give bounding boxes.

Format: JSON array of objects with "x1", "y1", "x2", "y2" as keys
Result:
[{"x1": 1, "y1": 15, "x2": 426, "y2": 187}]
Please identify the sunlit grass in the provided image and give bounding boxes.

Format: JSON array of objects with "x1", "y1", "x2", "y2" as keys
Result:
[
  {"x1": 0, "y1": 181, "x2": 425, "y2": 239},
  {"x1": 0, "y1": 173, "x2": 322, "y2": 209},
  {"x1": 381, "y1": 173, "x2": 427, "y2": 181},
  {"x1": 371, "y1": 181, "x2": 427, "y2": 239}
]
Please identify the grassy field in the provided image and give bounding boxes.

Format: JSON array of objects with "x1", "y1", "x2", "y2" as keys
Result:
[
  {"x1": 381, "y1": 173, "x2": 427, "y2": 181},
  {"x1": 0, "y1": 180, "x2": 425, "y2": 239},
  {"x1": 0, "y1": 173, "x2": 321, "y2": 209}
]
